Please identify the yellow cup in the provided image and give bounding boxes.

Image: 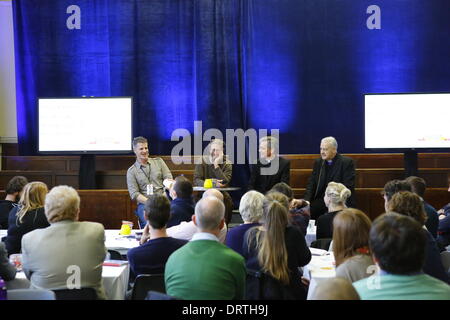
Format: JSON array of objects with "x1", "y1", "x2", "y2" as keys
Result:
[
  {"x1": 204, "y1": 179, "x2": 213, "y2": 189},
  {"x1": 120, "y1": 224, "x2": 131, "y2": 235}
]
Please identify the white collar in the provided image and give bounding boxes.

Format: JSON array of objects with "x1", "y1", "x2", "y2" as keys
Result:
[{"x1": 191, "y1": 232, "x2": 219, "y2": 242}]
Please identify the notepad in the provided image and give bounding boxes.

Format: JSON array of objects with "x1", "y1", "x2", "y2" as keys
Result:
[{"x1": 103, "y1": 260, "x2": 129, "y2": 267}]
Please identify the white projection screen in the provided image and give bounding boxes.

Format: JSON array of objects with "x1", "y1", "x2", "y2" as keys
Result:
[
  {"x1": 365, "y1": 93, "x2": 450, "y2": 149},
  {"x1": 38, "y1": 97, "x2": 133, "y2": 153}
]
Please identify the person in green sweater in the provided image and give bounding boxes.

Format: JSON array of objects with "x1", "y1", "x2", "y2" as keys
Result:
[
  {"x1": 353, "y1": 213, "x2": 450, "y2": 300},
  {"x1": 164, "y1": 195, "x2": 246, "y2": 300}
]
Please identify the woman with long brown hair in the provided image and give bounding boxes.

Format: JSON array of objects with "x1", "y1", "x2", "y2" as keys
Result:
[
  {"x1": 243, "y1": 192, "x2": 311, "y2": 299},
  {"x1": 4, "y1": 182, "x2": 50, "y2": 255},
  {"x1": 333, "y1": 208, "x2": 374, "y2": 283}
]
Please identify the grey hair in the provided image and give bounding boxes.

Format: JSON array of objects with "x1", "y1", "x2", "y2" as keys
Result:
[
  {"x1": 321, "y1": 136, "x2": 338, "y2": 150},
  {"x1": 239, "y1": 191, "x2": 265, "y2": 223},
  {"x1": 325, "y1": 182, "x2": 351, "y2": 206},
  {"x1": 195, "y1": 197, "x2": 225, "y2": 231},
  {"x1": 45, "y1": 185, "x2": 80, "y2": 223},
  {"x1": 260, "y1": 136, "x2": 279, "y2": 153}
]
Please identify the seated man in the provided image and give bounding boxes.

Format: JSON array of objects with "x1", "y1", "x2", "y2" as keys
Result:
[
  {"x1": 21, "y1": 186, "x2": 107, "y2": 299},
  {"x1": 303, "y1": 137, "x2": 355, "y2": 220},
  {"x1": 127, "y1": 136, "x2": 173, "y2": 228},
  {"x1": 166, "y1": 176, "x2": 195, "y2": 228},
  {"x1": 248, "y1": 136, "x2": 290, "y2": 194},
  {"x1": 166, "y1": 189, "x2": 228, "y2": 242},
  {"x1": 193, "y1": 139, "x2": 232, "y2": 187},
  {"x1": 405, "y1": 176, "x2": 439, "y2": 239},
  {"x1": 0, "y1": 176, "x2": 28, "y2": 229},
  {"x1": 436, "y1": 174, "x2": 450, "y2": 249},
  {"x1": 353, "y1": 213, "x2": 450, "y2": 300},
  {"x1": 127, "y1": 194, "x2": 188, "y2": 280},
  {"x1": 165, "y1": 196, "x2": 246, "y2": 300}
]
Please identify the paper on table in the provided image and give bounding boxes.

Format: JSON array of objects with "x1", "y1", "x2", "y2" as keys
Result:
[{"x1": 309, "y1": 248, "x2": 329, "y2": 256}]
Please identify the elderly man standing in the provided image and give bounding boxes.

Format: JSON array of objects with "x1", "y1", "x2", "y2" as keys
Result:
[
  {"x1": 248, "y1": 136, "x2": 290, "y2": 194},
  {"x1": 127, "y1": 136, "x2": 174, "y2": 228},
  {"x1": 164, "y1": 196, "x2": 246, "y2": 300},
  {"x1": 303, "y1": 137, "x2": 355, "y2": 220}
]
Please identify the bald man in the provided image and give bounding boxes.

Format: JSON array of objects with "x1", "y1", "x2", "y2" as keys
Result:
[{"x1": 165, "y1": 197, "x2": 246, "y2": 300}]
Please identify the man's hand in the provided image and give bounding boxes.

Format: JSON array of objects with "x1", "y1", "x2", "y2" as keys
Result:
[
  {"x1": 139, "y1": 223, "x2": 151, "y2": 245},
  {"x1": 216, "y1": 180, "x2": 226, "y2": 188},
  {"x1": 213, "y1": 151, "x2": 224, "y2": 168}
]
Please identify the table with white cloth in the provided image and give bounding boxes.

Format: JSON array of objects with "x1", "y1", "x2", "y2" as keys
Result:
[
  {"x1": 6, "y1": 264, "x2": 130, "y2": 300},
  {"x1": 105, "y1": 229, "x2": 140, "y2": 255},
  {"x1": 303, "y1": 250, "x2": 336, "y2": 300}
]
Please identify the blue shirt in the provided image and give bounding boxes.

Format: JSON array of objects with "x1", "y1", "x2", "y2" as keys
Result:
[
  {"x1": 225, "y1": 223, "x2": 259, "y2": 256},
  {"x1": 127, "y1": 237, "x2": 188, "y2": 280},
  {"x1": 167, "y1": 198, "x2": 195, "y2": 228}
]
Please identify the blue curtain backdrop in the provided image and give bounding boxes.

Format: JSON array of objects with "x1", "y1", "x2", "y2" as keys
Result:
[{"x1": 13, "y1": 0, "x2": 450, "y2": 158}]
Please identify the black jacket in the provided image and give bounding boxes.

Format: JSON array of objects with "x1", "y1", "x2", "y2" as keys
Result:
[
  {"x1": 248, "y1": 156, "x2": 290, "y2": 194},
  {"x1": 304, "y1": 153, "x2": 355, "y2": 205}
]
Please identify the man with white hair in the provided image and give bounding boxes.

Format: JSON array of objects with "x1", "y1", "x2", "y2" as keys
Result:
[
  {"x1": 164, "y1": 196, "x2": 246, "y2": 300},
  {"x1": 248, "y1": 136, "x2": 290, "y2": 194},
  {"x1": 303, "y1": 137, "x2": 355, "y2": 220},
  {"x1": 21, "y1": 185, "x2": 107, "y2": 299}
]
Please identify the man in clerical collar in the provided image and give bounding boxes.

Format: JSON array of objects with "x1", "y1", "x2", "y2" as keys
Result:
[
  {"x1": 248, "y1": 136, "x2": 290, "y2": 194},
  {"x1": 126, "y1": 136, "x2": 174, "y2": 228},
  {"x1": 303, "y1": 136, "x2": 355, "y2": 220}
]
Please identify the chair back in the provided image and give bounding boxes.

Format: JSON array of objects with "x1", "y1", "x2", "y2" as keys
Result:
[
  {"x1": 7, "y1": 289, "x2": 56, "y2": 300},
  {"x1": 53, "y1": 288, "x2": 97, "y2": 300},
  {"x1": 145, "y1": 290, "x2": 178, "y2": 300},
  {"x1": 310, "y1": 238, "x2": 332, "y2": 251},
  {"x1": 131, "y1": 274, "x2": 165, "y2": 300}
]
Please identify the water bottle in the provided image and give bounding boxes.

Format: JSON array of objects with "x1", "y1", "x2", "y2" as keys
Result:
[{"x1": 0, "y1": 277, "x2": 7, "y2": 300}]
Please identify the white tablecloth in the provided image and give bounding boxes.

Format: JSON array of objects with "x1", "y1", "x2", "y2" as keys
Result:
[
  {"x1": 104, "y1": 230, "x2": 140, "y2": 255},
  {"x1": 303, "y1": 251, "x2": 336, "y2": 300},
  {"x1": 6, "y1": 264, "x2": 129, "y2": 300}
]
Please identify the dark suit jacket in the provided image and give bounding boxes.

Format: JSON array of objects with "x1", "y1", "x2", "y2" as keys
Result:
[
  {"x1": 304, "y1": 154, "x2": 355, "y2": 204},
  {"x1": 248, "y1": 156, "x2": 290, "y2": 194}
]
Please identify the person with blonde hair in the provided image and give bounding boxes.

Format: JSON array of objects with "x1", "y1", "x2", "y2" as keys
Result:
[
  {"x1": 3, "y1": 181, "x2": 49, "y2": 255},
  {"x1": 243, "y1": 192, "x2": 311, "y2": 299},
  {"x1": 21, "y1": 185, "x2": 107, "y2": 299},
  {"x1": 316, "y1": 182, "x2": 351, "y2": 239},
  {"x1": 332, "y1": 208, "x2": 374, "y2": 283}
]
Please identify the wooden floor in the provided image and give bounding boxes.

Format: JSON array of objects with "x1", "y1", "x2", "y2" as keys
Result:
[{"x1": 1, "y1": 143, "x2": 450, "y2": 228}]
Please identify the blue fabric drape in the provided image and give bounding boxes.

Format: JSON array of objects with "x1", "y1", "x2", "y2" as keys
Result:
[{"x1": 13, "y1": 0, "x2": 450, "y2": 159}]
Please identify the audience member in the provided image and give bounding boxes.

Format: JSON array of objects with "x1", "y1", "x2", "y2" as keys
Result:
[
  {"x1": 303, "y1": 137, "x2": 355, "y2": 220},
  {"x1": 165, "y1": 196, "x2": 246, "y2": 299},
  {"x1": 193, "y1": 139, "x2": 232, "y2": 187},
  {"x1": 386, "y1": 191, "x2": 449, "y2": 283},
  {"x1": 0, "y1": 176, "x2": 28, "y2": 229},
  {"x1": 310, "y1": 278, "x2": 360, "y2": 300},
  {"x1": 333, "y1": 208, "x2": 374, "y2": 283},
  {"x1": 0, "y1": 242, "x2": 16, "y2": 281},
  {"x1": 248, "y1": 136, "x2": 290, "y2": 194},
  {"x1": 166, "y1": 176, "x2": 195, "y2": 227},
  {"x1": 405, "y1": 176, "x2": 439, "y2": 238},
  {"x1": 436, "y1": 175, "x2": 450, "y2": 249},
  {"x1": 269, "y1": 182, "x2": 310, "y2": 235},
  {"x1": 243, "y1": 192, "x2": 311, "y2": 299},
  {"x1": 225, "y1": 191, "x2": 264, "y2": 256},
  {"x1": 127, "y1": 194, "x2": 188, "y2": 280},
  {"x1": 316, "y1": 182, "x2": 351, "y2": 239},
  {"x1": 166, "y1": 189, "x2": 227, "y2": 242},
  {"x1": 382, "y1": 179, "x2": 411, "y2": 203},
  {"x1": 21, "y1": 185, "x2": 107, "y2": 299},
  {"x1": 3, "y1": 182, "x2": 50, "y2": 255},
  {"x1": 127, "y1": 136, "x2": 173, "y2": 228},
  {"x1": 353, "y1": 213, "x2": 450, "y2": 300}
]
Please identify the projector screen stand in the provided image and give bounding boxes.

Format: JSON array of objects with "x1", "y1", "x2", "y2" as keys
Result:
[
  {"x1": 404, "y1": 150, "x2": 418, "y2": 178},
  {"x1": 79, "y1": 154, "x2": 97, "y2": 189}
]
